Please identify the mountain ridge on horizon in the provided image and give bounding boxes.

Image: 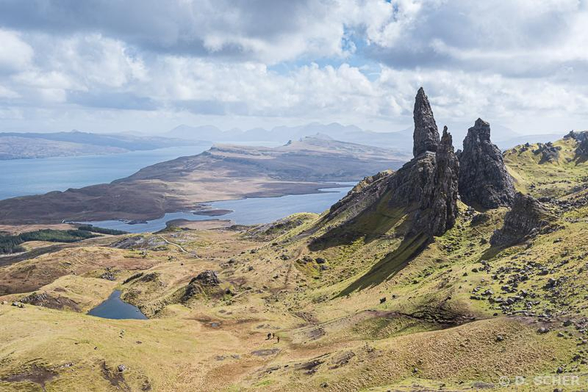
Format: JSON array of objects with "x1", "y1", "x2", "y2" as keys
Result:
[
  {"x1": 0, "y1": 121, "x2": 570, "y2": 157},
  {"x1": 168, "y1": 121, "x2": 567, "y2": 151}
]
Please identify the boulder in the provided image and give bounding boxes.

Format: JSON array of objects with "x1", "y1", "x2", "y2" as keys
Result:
[
  {"x1": 191, "y1": 270, "x2": 220, "y2": 286},
  {"x1": 458, "y1": 118, "x2": 515, "y2": 209},
  {"x1": 181, "y1": 270, "x2": 221, "y2": 302},
  {"x1": 490, "y1": 193, "x2": 555, "y2": 247}
]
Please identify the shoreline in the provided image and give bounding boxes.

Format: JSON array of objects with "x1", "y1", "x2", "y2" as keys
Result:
[
  {"x1": 78, "y1": 183, "x2": 351, "y2": 229},
  {"x1": 0, "y1": 181, "x2": 348, "y2": 225}
]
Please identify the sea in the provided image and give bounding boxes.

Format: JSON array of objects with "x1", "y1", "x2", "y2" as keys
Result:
[
  {"x1": 0, "y1": 145, "x2": 353, "y2": 232},
  {"x1": 0, "y1": 145, "x2": 211, "y2": 201}
]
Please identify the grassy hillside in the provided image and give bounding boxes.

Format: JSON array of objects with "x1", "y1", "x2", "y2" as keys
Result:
[{"x1": 2, "y1": 135, "x2": 588, "y2": 391}]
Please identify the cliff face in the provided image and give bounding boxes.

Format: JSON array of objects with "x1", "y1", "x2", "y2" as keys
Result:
[
  {"x1": 458, "y1": 118, "x2": 515, "y2": 209},
  {"x1": 317, "y1": 88, "x2": 459, "y2": 239},
  {"x1": 426, "y1": 127, "x2": 460, "y2": 236}
]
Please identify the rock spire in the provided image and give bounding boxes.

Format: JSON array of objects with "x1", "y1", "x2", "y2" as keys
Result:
[
  {"x1": 458, "y1": 118, "x2": 515, "y2": 209},
  {"x1": 413, "y1": 87, "x2": 440, "y2": 157}
]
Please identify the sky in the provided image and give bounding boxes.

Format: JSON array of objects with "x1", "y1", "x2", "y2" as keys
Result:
[{"x1": 0, "y1": 0, "x2": 587, "y2": 135}]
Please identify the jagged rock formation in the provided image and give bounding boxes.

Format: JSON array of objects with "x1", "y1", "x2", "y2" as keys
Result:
[
  {"x1": 426, "y1": 127, "x2": 460, "y2": 235},
  {"x1": 458, "y1": 118, "x2": 515, "y2": 209},
  {"x1": 388, "y1": 94, "x2": 459, "y2": 236},
  {"x1": 192, "y1": 270, "x2": 220, "y2": 286},
  {"x1": 315, "y1": 88, "x2": 458, "y2": 239},
  {"x1": 413, "y1": 87, "x2": 440, "y2": 157},
  {"x1": 532, "y1": 142, "x2": 561, "y2": 164},
  {"x1": 565, "y1": 130, "x2": 588, "y2": 159},
  {"x1": 490, "y1": 193, "x2": 555, "y2": 247},
  {"x1": 182, "y1": 270, "x2": 221, "y2": 302}
]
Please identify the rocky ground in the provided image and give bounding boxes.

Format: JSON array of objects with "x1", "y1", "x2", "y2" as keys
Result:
[{"x1": 1, "y1": 90, "x2": 588, "y2": 391}]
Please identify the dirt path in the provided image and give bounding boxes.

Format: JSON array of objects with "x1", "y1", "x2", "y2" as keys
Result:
[{"x1": 157, "y1": 235, "x2": 188, "y2": 253}]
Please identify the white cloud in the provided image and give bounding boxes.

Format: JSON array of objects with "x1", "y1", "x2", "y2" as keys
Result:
[
  {"x1": 0, "y1": 30, "x2": 33, "y2": 72},
  {"x1": 0, "y1": 1, "x2": 587, "y2": 135}
]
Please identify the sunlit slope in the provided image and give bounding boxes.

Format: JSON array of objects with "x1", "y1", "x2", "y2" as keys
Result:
[{"x1": 3, "y1": 133, "x2": 588, "y2": 390}]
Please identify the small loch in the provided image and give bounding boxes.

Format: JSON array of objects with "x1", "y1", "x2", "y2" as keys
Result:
[{"x1": 87, "y1": 290, "x2": 147, "y2": 320}]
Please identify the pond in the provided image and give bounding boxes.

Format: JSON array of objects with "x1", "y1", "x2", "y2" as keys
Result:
[{"x1": 87, "y1": 290, "x2": 147, "y2": 320}]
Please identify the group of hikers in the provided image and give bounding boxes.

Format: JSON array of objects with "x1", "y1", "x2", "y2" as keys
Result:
[{"x1": 266, "y1": 332, "x2": 280, "y2": 343}]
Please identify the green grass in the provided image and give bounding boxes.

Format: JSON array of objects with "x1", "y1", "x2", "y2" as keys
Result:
[
  {"x1": 339, "y1": 233, "x2": 430, "y2": 296},
  {"x1": 505, "y1": 138, "x2": 588, "y2": 197},
  {"x1": 0, "y1": 227, "x2": 126, "y2": 254}
]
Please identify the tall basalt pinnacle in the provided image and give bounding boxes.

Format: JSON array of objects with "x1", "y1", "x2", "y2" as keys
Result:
[
  {"x1": 430, "y1": 126, "x2": 459, "y2": 235},
  {"x1": 413, "y1": 87, "x2": 440, "y2": 157},
  {"x1": 312, "y1": 89, "x2": 459, "y2": 252},
  {"x1": 458, "y1": 118, "x2": 515, "y2": 209},
  {"x1": 413, "y1": 126, "x2": 459, "y2": 236}
]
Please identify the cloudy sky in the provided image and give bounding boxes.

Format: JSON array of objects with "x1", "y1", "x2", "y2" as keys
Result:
[{"x1": 0, "y1": 0, "x2": 587, "y2": 135}]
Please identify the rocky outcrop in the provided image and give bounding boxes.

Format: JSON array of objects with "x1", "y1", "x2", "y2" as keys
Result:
[
  {"x1": 490, "y1": 193, "x2": 555, "y2": 247},
  {"x1": 427, "y1": 127, "x2": 460, "y2": 235},
  {"x1": 322, "y1": 170, "x2": 393, "y2": 223},
  {"x1": 564, "y1": 130, "x2": 588, "y2": 159},
  {"x1": 19, "y1": 291, "x2": 80, "y2": 311},
  {"x1": 413, "y1": 87, "x2": 440, "y2": 157},
  {"x1": 458, "y1": 118, "x2": 515, "y2": 209},
  {"x1": 192, "y1": 270, "x2": 220, "y2": 286},
  {"x1": 313, "y1": 88, "x2": 459, "y2": 241},
  {"x1": 403, "y1": 127, "x2": 459, "y2": 236},
  {"x1": 532, "y1": 142, "x2": 561, "y2": 164},
  {"x1": 182, "y1": 270, "x2": 221, "y2": 302}
]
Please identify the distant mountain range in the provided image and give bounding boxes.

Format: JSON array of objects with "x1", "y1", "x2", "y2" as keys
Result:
[
  {"x1": 168, "y1": 122, "x2": 566, "y2": 151},
  {"x1": 0, "y1": 131, "x2": 207, "y2": 160},
  {"x1": 1, "y1": 122, "x2": 568, "y2": 160}
]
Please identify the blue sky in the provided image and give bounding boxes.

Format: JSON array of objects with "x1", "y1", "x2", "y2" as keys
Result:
[{"x1": 0, "y1": 0, "x2": 587, "y2": 135}]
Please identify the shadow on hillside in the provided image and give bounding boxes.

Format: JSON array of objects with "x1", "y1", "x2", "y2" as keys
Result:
[
  {"x1": 480, "y1": 244, "x2": 505, "y2": 260},
  {"x1": 309, "y1": 198, "x2": 407, "y2": 251},
  {"x1": 338, "y1": 233, "x2": 431, "y2": 297}
]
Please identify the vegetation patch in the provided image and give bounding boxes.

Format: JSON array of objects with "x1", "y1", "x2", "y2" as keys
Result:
[{"x1": 0, "y1": 227, "x2": 125, "y2": 254}]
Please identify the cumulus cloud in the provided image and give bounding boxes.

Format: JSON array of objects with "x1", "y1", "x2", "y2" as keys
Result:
[
  {"x1": 0, "y1": 0, "x2": 587, "y2": 134},
  {"x1": 364, "y1": 0, "x2": 588, "y2": 75},
  {"x1": 0, "y1": 30, "x2": 34, "y2": 73},
  {"x1": 0, "y1": 0, "x2": 354, "y2": 63}
]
